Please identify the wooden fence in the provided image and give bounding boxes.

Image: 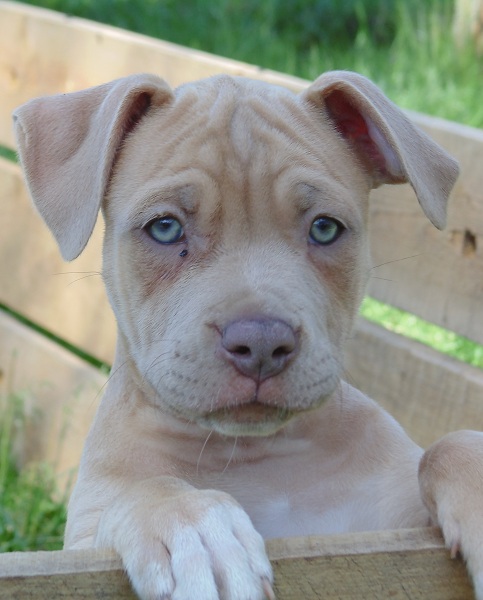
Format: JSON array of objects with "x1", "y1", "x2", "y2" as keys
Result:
[{"x1": 1, "y1": 1, "x2": 483, "y2": 597}]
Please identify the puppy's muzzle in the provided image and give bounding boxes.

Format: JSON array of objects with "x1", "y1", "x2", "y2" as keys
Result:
[{"x1": 220, "y1": 318, "x2": 299, "y2": 382}]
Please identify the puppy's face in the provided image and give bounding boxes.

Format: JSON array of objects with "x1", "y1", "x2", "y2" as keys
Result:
[{"x1": 103, "y1": 77, "x2": 372, "y2": 436}]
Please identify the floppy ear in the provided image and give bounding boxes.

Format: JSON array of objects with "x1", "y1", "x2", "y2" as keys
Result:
[
  {"x1": 302, "y1": 71, "x2": 459, "y2": 229},
  {"x1": 13, "y1": 74, "x2": 174, "y2": 260}
]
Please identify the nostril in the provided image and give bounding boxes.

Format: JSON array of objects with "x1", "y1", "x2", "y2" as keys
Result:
[
  {"x1": 234, "y1": 345, "x2": 251, "y2": 356},
  {"x1": 273, "y1": 344, "x2": 293, "y2": 358},
  {"x1": 220, "y1": 318, "x2": 299, "y2": 381}
]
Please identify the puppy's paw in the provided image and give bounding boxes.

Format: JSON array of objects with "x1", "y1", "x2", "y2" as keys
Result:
[
  {"x1": 96, "y1": 480, "x2": 273, "y2": 600},
  {"x1": 419, "y1": 430, "x2": 483, "y2": 598}
]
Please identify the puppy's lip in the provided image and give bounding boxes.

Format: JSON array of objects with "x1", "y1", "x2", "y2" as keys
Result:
[
  {"x1": 199, "y1": 401, "x2": 296, "y2": 437},
  {"x1": 216, "y1": 401, "x2": 290, "y2": 421}
]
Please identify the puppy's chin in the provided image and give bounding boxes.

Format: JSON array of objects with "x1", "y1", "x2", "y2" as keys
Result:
[{"x1": 198, "y1": 403, "x2": 296, "y2": 437}]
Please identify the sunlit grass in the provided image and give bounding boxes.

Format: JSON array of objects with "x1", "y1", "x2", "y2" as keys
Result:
[
  {"x1": 361, "y1": 297, "x2": 483, "y2": 369},
  {"x1": 18, "y1": 0, "x2": 483, "y2": 127},
  {"x1": 0, "y1": 392, "x2": 67, "y2": 551}
]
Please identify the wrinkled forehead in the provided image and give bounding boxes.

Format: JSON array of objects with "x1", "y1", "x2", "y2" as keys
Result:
[
  {"x1": 108, "y1": 75, "x2": 368, "y2": 223},
  {"x1": 124, "y1": 76, "x2": 341, "y2": 175}
]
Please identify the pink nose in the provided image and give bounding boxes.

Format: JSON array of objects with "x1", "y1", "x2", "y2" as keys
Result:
[{"x1": 221, "y1": 318, "x2": 298, "y2": 381}]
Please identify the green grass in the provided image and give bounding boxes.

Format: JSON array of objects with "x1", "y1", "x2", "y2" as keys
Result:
[
  {"x1": 0, "y1": 393, "x2": 67, "y2": 551},
  {"x1": 0, "y1": 146, "x2": 17, "y2": 162},
  {"x1": 0, "y1": 304, "x2": 111, "y2": 374},
  {"x1": 17, "y1": 0, "x2": 483, "y2": 128},
  {"x1": 361, "y1": 298, "x2": 483, "y2": 369}
]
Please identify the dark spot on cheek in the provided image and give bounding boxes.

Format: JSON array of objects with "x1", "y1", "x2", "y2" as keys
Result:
[{"x1": 179, "y1": 249, "x2": 188, "y2": 257}]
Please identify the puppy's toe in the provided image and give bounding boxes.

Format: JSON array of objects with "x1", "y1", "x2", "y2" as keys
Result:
[
  {"x1": 181, "y1": 499, "x2": 273, "y2": 600},
  {"x1": 437, "y1": 509, "x2": 462, "y2": 558},
  {"x1": 473, "y1": 573, "x2": 483, "y2": 600},
  {"x1": 125, "y1": 547, "x2": 174, "y2": 600}
]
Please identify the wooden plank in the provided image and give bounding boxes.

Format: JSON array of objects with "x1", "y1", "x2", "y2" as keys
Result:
[
  {"x1": 0, "y1": 528, "x2": 473, "y2": 599},
  {"x1": 2, "y1": 2, "x2": 483, "y2": 342},
  {"x1": 0, "y1": 310, "x2": 106, "y2": 487},
  {"x1": 345, "y1": 317, "x2": 483, "y2": 448},
  {"x1": 0, "y1": 548, "x2": 135, "y2": 599},
  {"x1": 0, "y1": 158, "x2": 116, "y2": 365},
  {"x1": 0, "y1": 1, "x2": 306, "y2": 149},
  {"x1": 453, "y1": 0, "x2": 483, "y2": 51},
  {"x1": 367, "y1": 118, "x2": 483, "y2": 345}
]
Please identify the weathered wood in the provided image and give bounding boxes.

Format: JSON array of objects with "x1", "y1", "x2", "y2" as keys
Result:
[
  {"x1": 0, "y1": 1, "x2": 306, "y2": 149},
  {"x1": 0, "y1": 547, "x2": 135, "y2": 599},
  {"x1": 0, "y1": 157, "x2": 116, "y2": 365},
  {"x1": 0, "y1": 310, "x2": 105, "y2": 486},
  {"x1": 0, "y1": 528, "x2": 474, "y2": 599},
  {"x1": 453, "y1": 0, "x2": 483, "y2": 52},
  {"x1": 367, "y1": 119, "x2": 483, "y2": 345},
  {"x1": 345, "y1": 318, "x2": 483, "y2": 448}
]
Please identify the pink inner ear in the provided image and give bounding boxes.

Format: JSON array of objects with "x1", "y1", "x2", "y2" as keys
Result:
[
  {"x1": 324, "y1": 90, "x2": 403, "y2": 182},
  {"x1": 325, "y1": 90, "x2": 370, "y2": 138}
]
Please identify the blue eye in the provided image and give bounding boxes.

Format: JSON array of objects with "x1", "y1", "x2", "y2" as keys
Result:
[
  {"x1": 309, "y1": 217, "x2": 344, "y2": 245},
  {"x1": 147, "y1": 216, "x2": 184, "y2": 244}
]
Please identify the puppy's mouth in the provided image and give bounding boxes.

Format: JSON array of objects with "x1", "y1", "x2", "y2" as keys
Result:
[{"x1": 198, "y1": 401, "x2": 296, "y2": 437}]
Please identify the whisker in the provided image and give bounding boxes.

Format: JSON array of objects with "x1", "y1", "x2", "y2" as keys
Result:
[
  {"x1": 221, "y1": 436, "x2": 238, "y2": 475},
  {"x1": 51, "y1": 270, "x2": 103, "y2": 288},
  {"x1": 196, "y1": 429, "x2": 214, "y2": 476},
  {"x1": 371, "y1": 254, "x2": 421, "y2": 270},
  {"x1": 65, "y1": 273, "x2": 103, "y2": 287},
  {"x1": 52, "y1": 271, "x2": 102, "y2": 276},
  {"x1": 90, "y1": 359, "x2": 128, "y2": 407},
  {"x1": 369, "y1": 276, "x2": 393, "y2": 282}
]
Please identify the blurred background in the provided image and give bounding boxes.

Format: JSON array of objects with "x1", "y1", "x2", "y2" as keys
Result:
[{"x1": 16, "y1": 0, "x2": 483, "y2": 127}]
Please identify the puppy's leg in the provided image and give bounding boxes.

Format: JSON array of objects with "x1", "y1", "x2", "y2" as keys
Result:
[
  {"x1": 95, "y1": 477, "x2": 274, "y2": 600},
  {"x1": 419, "y1": 430, "x2": 483, "y2": 599}
]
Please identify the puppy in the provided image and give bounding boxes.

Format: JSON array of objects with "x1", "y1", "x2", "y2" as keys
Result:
[{"x1": 14, "y1": 71, "x2": 483, "y2": 600}]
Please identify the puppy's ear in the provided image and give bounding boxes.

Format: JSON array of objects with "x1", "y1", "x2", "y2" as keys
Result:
[
  {"x1": 13, "y1": 74, "x2": 174, "y2": 260},
  {"x1": 302, "y1": 71, "x2": 459, "y2": 229}
]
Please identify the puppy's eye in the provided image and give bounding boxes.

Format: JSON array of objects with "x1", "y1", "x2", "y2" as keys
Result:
[
  {"x1": 146, "y1": 217, "x2": 184, "y2": 244},
  {"x1": 309, "y1": 217, "x2": 344, "y2": 245}
]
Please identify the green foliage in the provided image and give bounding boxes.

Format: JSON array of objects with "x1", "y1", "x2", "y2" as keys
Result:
[
  {"x1": 0, "y1": 393, "x2": 67, "y2": 551},
  {"x1": 0, "y1": 146, "x2": 17, "y2": 162},
  {"x1": 18, "y1": 0, "x2": 483, "y2": 127},
  {"x1": 361, "y1": 298, "x2": 483, "y2": 369}
]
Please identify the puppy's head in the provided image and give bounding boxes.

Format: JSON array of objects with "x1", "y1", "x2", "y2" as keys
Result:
[{"x1": 14, "y1": 72, "x2": 458, "y2": 436}]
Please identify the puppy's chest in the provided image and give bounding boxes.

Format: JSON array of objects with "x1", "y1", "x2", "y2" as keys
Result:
[
  {"x1": 192, "y1": 468, "x2": 384, "y2": 539},
  {"x1": 242, "y1": 493, "x2": 362, "y2": 539}
]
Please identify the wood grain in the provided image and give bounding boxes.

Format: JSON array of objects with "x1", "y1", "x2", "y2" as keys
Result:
[
  {"x1": 0, "y1": 310, "x2": 105, "y2": 487},
  {"x1": 345, "y1": 318, "x2": 483, "y2": 448},
  {"x1": 0, "y1": 528, "x2": 474, "y2": 599},
  {"x1": 0, "y1": 158, "x2": 116, "y2": 365}
]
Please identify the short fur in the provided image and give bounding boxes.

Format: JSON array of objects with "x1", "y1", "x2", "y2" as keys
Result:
[{"x1": 14, "y1": 72, "x2": 483, "y2": 600}]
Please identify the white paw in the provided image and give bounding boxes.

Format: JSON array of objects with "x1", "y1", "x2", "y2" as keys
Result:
[
  {"x1": 473, "y1": 573, "x2": 483, "y2": 600},
  {"x1": 97, "y1": 486, "x2": 274, "y2": 600},
  {"x1": 419, "y1": 431, "x2": 483, "y2": 598}
]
